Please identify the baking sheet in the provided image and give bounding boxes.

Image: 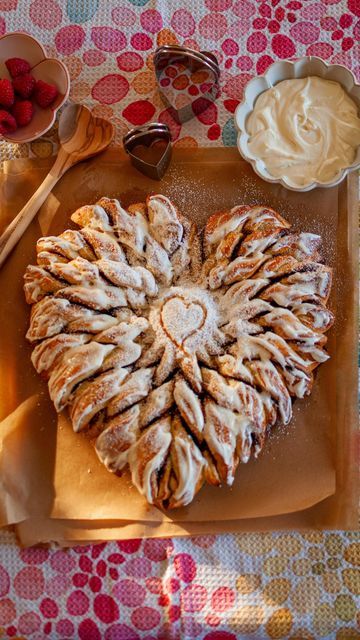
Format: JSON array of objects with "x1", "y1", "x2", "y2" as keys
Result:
[{"x1": 0, "y1": 148, "x2": 357, "y2": 542}]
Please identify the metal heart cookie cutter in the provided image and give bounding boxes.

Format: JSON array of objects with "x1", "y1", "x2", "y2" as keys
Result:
[
  {"x1": 123, "y1": 122, "x2": 172, "y2": 181},
  {"x1": 154, "y1": 45, "x2": 220, "y2": 124}
]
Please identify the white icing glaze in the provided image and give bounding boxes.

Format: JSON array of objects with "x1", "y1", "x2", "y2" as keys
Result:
[
  {"x1": 71, "y1": 367, "x2": 128, "y2": 432},
  {"x1": 107, "y1": 368, "x2": 154, "y2": 417},
  {"x1": 26, "y1": 298, "x2": 94, "y2": 341},
  {"x1": 206, "y1": 206, "x2": 250, "y2": 247},
  {"x1": 261, "y1": 308, "x2": 323, "y2": 344},
  {"x1": 250, "y1": 360, "x2": 291, "y2": 424},
  {"x1": 71, "y1": 204, "x2": 113, "y2": 232},
  {"x1": 292, "y1": 302, "x2": 333, "y2": 330},
  {"x1": 24, "y1": 268, "x2": 63, "y2": 303},
  {"x1": 204, "y1": 401, "x2": 253, "y2": 483},
  {"x1": 67, "y1": 314, "x2": 118, "y2": 334},
  {"x1": 81, "y1": 227, "x2": 126, "y2": 262},
  {"x1": 31, "y1": 333, "x2": 89, "y2": 376},
  {"x1": 140, "y1": 380, "x2": 174, "y2": 427},
  {"x1": 247, "y1": 76, "x2": 360, "y2": 187},
  {"x1": 144, "y1": 236, "x2": 173, "y2": 284},
  {"x1": 48, "y1": 342, "x2": 114, "y2": 411},
  {"x1": 171, "y1": 435, "x2": 204, "y2": 506},
  {"x1": 174, "y1": 377, "x2": 204, "y2": 436},
  {"x1": 58, "y1": 284, "x2": 127, "y2": 310},
  {"x1": 95, "y1": 405, "x2": 140, "y2": 472},
  {"x1": 238, "y1": 230, "x2": 281, "y2": 257},
  {"x1": 147, "y1": 195, "x2": 183, "y2": 254},
  {"x1": 128, "y1": 419, "x2": 172, "y2": 504}
]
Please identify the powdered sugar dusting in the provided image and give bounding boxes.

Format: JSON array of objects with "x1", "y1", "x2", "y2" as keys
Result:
[{"x1": 149, "y1": 286, "x2": 219, "y2": 356}]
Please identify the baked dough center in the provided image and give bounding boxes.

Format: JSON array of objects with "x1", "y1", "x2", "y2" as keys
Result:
[
  {"x1": 149, "y1": 285, "x2": 218, "y2": 360},
  {"x1": 160, "y1": 295, "x2": 206, "y2": 350}
]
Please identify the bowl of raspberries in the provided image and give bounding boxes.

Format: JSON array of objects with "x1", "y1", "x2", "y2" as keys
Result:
[{"x1": 0, "y1": 32, "x2": 70, "y2": 142}]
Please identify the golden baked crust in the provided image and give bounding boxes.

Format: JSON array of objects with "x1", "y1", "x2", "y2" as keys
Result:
[{"x1": 24, "y1": 195, "x2": 334, "y2": 509}]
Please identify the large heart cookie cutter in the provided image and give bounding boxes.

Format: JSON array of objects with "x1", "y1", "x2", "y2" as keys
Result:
[
  {"x1": 154, "y1": 45, "x2": 220, "y2": 124},
  {"x1": 123, "y1": 122, "x2": 172, "y2": 181}
]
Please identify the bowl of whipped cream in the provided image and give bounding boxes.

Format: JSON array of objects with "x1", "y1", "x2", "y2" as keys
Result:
[{"x1": 235, "y1": 57, "x2": 360, "y2": 191}]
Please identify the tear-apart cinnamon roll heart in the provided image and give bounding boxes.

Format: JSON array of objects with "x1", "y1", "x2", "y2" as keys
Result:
[{"x1": 24, "y1": 195, "x2": 334, "y2": 509}]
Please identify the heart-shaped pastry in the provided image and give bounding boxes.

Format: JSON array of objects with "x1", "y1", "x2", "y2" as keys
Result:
[
  {"x1": 154, "y1": 45, "x2": 220, "y2": 124},
  {"x1": 24, "y1": 195, "x2": 334, "y2": 510},
  {"x1": 123, "y1": 122, "x2": 172, "y2": 180},
  {"x1": 161, "y1": 296, "x2": 206, "y2": 349}
]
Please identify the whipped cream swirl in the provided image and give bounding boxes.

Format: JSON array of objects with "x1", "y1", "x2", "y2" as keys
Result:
[{"x1": 246, "y1": 76, "x2": 360, "y2": 187}]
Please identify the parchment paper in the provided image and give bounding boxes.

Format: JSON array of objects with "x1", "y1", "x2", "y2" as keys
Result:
[{"x1": 0, "y1": 148, "x2": 357, "y2": 544}]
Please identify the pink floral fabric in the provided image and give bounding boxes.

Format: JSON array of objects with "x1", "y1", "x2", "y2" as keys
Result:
[
  {"x1": 0, "y1": 530, "x2": 359, "y2": 639},
  {"x1": 0, "y1": 1, "x2": 359, "y2": 638},
  {"x1": 0, "y1": 0, "x2": 359, "y2": 159}
]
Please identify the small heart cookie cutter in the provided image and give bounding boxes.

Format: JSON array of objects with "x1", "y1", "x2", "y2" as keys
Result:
[
  {"x1": 123, "y1": 122, "x2": 172, "y2": 181},
  {"x1": 154, "y1": 45, "x2": 220, "y2": 124}
]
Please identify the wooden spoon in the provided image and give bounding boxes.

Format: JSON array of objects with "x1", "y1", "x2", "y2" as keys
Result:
[{"x1": 0, "y1": 103, "x2": 114, "y2": 268}]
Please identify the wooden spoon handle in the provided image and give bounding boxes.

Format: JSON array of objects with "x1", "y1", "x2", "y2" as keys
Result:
[
  {"x1": 0, "y1": 171, "x2": 60, "y2": 268},
  {"x1": 0, "y1": 147, "x2": 70, "y2": 269}
]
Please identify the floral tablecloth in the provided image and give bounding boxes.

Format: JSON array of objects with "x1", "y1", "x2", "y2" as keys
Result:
[{"x1": 0, "y1": 1, "x2": 359, "y2": 639}]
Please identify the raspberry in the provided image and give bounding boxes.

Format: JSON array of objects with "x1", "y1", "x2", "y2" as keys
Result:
[
  {"x1": 5, "y1": 57, "x2": 31, "y2": 78},
  {"x1": 0, "y1": 78, "x2": 14, "y2": 108},
  {"x1": 34, "y1": 79, "x2": 58, "y2": 108},
  {"x1": 12, "y1": 99, "x2": 33, "y2": 127},
  {"x1": 0, "y1": 109, "x2": 17, "y2": 135},
  {"x1": 12, "y1": 73, "x2": 35, "y2": 99}
]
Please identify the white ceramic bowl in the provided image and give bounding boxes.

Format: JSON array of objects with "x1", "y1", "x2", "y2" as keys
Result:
[
  {"x1": 0, "y1": 32, "x2": 70, "y2": 143},
  {"x1": 234, "y1": 57, "x2": 360, "y2": 192}
]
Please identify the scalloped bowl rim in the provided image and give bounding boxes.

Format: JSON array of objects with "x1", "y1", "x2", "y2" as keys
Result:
[
  {"x1": 0, "y1": 31, "x2": 70, "y2": 144},
  {"x1": 234, "y1": 56, "x2": 360, "y2": 192}
]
